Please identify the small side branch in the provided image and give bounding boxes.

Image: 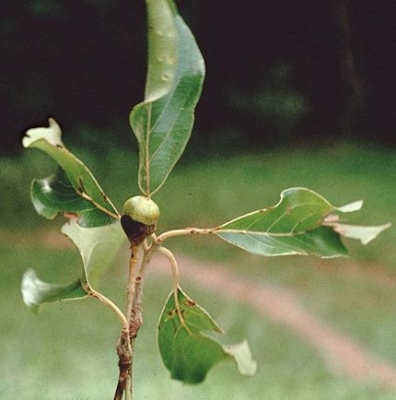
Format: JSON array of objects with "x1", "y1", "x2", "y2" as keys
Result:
[
  {"x1": 157, "y1": 246, "x2": 190, "y2": 332},
  {"x1": 155, "y1": 227, "x2": 214, "y2": 245},
  {"x1": 86, "y1": 287, "x2": 128, "y2": 330}
]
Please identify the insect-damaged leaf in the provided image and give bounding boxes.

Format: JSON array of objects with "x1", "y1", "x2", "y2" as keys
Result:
[
  {"x1": 130, "y1": 0, "x2": 205, "y2": 196},
  {"x1": 213, "y1": 187, "x2": 390, "y2": 257},
  {"x1": 157, "y1": 287, "x2": 256, "y2": 384},
  {"x1": 23, "y1": 118, "x2": 119, "y2": 227}
]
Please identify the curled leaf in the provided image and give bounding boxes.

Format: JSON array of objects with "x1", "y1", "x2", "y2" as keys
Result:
[
  {"x1": 23, "y1": 118, "x2": 119, "y2": 227},
  {"x1": 21, "y1": 269, "x2": 86, "y2": 313}
]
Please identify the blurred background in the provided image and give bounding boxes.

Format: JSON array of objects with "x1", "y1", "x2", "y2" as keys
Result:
[
  {"x1": 1, "y1": 1, "x2": 396, "y2": 399},
  {"x1": 1, "y1": 0, "x2": 396, "y2": 155}
]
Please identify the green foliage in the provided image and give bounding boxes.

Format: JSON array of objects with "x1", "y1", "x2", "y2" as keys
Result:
[
  {"x1": 158, "y1": 287, "x2": 256, "y2": 383},
  {"x1": 130, "y1": 0, "x2": 205, "y2": 196},
  {"x1": 213, "y1": 188, "x2": 389, "y2": 257},
  {"x1": 19, "y1": 0, "x2": 390, "y2": 395},
  {"x1": 23, "y1": 118, "x2": 119, "y2": 227},
  {"x1": 21, "y1": 221, "x2": 126, "y2": 312}
]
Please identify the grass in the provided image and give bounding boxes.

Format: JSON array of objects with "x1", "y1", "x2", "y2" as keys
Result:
[{"x1": 1, "y1": 142, "x2": 396, "y2": 398}]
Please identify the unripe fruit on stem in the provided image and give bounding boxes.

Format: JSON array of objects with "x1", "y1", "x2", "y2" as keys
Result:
[
  {"x1": 120, "y1": 196, "x2": 160, "y2": 245},
  {"x1": 122, "y1": 196, "x2": 160, "y2": 225}
]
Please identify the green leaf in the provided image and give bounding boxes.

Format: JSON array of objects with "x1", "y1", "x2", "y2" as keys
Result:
[
  {"x1": 213, "y1": 187, "x2": 389, "y2": 257},
  {"x1": 23, "y1": 118, "x2": 119, "y2": 227},
  {"x1": 21, "y1": 221, "x2": 126, "y2": 312},
  {"x1": 130, "y1": 0, "x2": 205, "y2": 196},
  {"x1": 144, "y1": 0, "x2": 177, "y2": 102},
  {"x1": 31, "y1": 168, "x2": 115, "y2": 227},
  {"x1": 158, "y1": 287, "x2": 256, "y2": 384},
  {"x1": 324, "y1": 222, "x2": 391, "y2": 245},
  {"x1": 21, "y1": 269, "x2": 87, "y2": 313},
  {"x1": 61, "y1": 220, "x2": 126, "y2": 289}
]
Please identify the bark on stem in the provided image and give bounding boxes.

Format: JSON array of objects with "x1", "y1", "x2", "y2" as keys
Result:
[
  {"x1": 114, "y1": 328, "x2": 132, "y2": 400},
  {"x1": 113, "y1": 244, "x2": 141, "y2": 400}
]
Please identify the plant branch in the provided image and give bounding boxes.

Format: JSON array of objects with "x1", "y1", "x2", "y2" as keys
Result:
[
  {"x1": 126, "y1": 245, "x2": 140, "y2": 327},
  {"x1": 86, "y1": 286, "x2": 128, "y2": 330},
  {"x1": 156, "y1": 246, "x2": 190, "y2": 333},
  {"x1": 114, "y1": 328, "x2": 132, "y2": 400},
  {"x1": 156, "y1": 227, "x2": 214, "y2": 244},
  {"x1": 77, "y1": 188, "x2": 121, "y2": 219}
]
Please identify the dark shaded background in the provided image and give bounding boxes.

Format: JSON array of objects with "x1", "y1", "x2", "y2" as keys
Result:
[{"x1": 1, "y1": 0, "x2": 395, "y2": 156}]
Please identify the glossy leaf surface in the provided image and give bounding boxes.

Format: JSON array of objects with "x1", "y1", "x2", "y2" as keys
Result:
[
  {"x1": 23, "y1": 118, "x2": 119, "y2": 227},
  {"x1": 31, "y1": 168, "x2": 114, "y2": 227},
  {"x1": 158, "y1": 287, "x2": 256, "y2": 383},
  {"x1": 131, "y1": 0, "x2": 205, "y2": 196},
  {"x1": 214, "y1": 188, "x2": 389, "y2": 257}
]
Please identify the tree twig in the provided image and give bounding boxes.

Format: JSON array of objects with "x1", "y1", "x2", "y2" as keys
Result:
[{"x1": 114, "y1": 328, "x2": 132, "y2": 400}]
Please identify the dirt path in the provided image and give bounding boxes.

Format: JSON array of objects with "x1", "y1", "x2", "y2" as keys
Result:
[{"x1": 150, "y1": 254, "x2": 396, "y2": 390}]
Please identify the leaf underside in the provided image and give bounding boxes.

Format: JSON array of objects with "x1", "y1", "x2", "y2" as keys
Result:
[
  {"x1": 21, "y1": 269, "x2": 86, "y2": 313},
  {"x1": 61, "y1": 220, "x2": 126, "y2": 289},
  {"x1": 158, "y1": 287, "x2": 256, "y2": 383},
  {"x1": 21, "y1": 221, "x2": 126, "y2": 312}
]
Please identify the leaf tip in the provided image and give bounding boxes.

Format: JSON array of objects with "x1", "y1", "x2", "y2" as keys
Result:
[
  {"x1": 23, "y1": 117, "x2": 63, "y2": 148},
  {"x1": 337, "y1": 200, "x2": 364, "y2": 213},
  {"x1": 329, "y1": 222, "x2": 391, "y2": 245},
  {"x1": 223, "y1": 340, "x2": 257, "y2": 376},
  {"x1": 21, "y1": 269, "x2": 41, "y2": 312}
]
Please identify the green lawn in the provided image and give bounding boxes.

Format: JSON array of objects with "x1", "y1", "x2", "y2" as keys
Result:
[{"x1": 1, "y1": 143, "x2": 395, "y2": 399}]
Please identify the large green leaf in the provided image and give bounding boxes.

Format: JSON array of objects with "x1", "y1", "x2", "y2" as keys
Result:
[
  {"x1": 213, "y1": 187, "x2": 390, "y2": 257},
  {"x1": 21, "y1": 221, "x2": 126, "y2": 312},
  {"x1": 130, "y1": 0, "x2": 205, "y2": 196},
  {"x1": 158, "y1": 287, "x2": 257, "y2": 384},
  {"x1": 23, "y1": 118, "x2": 119, "y2": 227},
  {"x1": 61, "y1": 220, "x2": 126, "y2": 289}
]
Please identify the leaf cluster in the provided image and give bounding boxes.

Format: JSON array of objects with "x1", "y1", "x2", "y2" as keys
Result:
[{"x1": 20, "y1": 0, "x2": 390, "y2": 391}]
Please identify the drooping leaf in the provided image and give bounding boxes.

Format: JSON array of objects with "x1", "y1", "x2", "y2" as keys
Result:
[
  {"x1": 61, "y1": 220, "x2": 126, "y2": 289},
  {"x1": 23, "y1": 118, "x2": 119, "y2": 227},
  {"x1": 21, "y1": 269, "x2": 87, "y2": 313},
  {"x1": 158, "y1": 287, "x2": 256, "y2": 384},
  {"x1": 130, "y1": 0, "x2": 205, "y2": 196},
  {"x1": 21, "y1": 221, "x2": 126, "y2": 312},
  {"x1": 213, "y1": 187, "x2": 390, "y2": 257}
]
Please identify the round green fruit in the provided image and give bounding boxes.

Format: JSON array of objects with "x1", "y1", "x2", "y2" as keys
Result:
[{"x1": 121, "y1": 196, "x2": 160, "y2": 226}]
